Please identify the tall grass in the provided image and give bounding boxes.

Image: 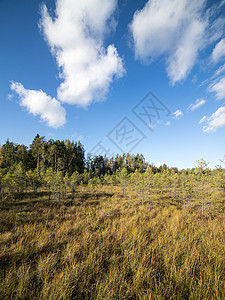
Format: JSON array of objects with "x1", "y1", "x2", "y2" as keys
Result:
[{"x1": 0, "y1": 186, "x2": 224, "y2": 299}]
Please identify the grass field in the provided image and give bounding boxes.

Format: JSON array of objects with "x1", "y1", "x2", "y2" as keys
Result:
[{"x1": 0, "y1": 185, "x2": 225, "y2": 299}]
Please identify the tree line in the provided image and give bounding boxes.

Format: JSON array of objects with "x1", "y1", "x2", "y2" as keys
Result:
[
  {"x1": 0, "y1": 134, "x2": 170, "y2": 177},
  {"x1": 0, "y1": 134, "x2": 159, "y2": 199},
  {"x1": 0, "y1": 134, "x2": 224, "y2": 213}
]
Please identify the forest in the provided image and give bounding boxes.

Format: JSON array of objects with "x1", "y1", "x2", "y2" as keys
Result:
[{"x1": 0, "y1": 134, "x2": 225, "y2": 299}]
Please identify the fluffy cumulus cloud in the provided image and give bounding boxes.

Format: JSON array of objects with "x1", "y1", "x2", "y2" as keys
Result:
[
  {"x1": 200, "y1": 106, "x2": 225, "y2": 132},
  {"x1": 40, "y1": 0, "x2": 124, "y2": 106},
  {"x1": 212, "y1": 38, "x2": 225, "y2": 63},
  {"x1": 173, "y1": 110, "x2": 183, "y2": 119},
  {"x1": 129, "y1": 0, "x2": 225, "y2": 84},
  {"x1": 188, "y1": 98, "x2": 206, "y2": 111},
  {"x1": 10, "y1": 81, "x2": 66, "y2": 128},
  {"x1": 11, "y1": 0, "x2": 124, "y2": 128}
]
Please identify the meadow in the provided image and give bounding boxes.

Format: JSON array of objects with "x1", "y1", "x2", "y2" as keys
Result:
[{"x1": 0, "y1": 183, "x2": 224, "y2": 300}]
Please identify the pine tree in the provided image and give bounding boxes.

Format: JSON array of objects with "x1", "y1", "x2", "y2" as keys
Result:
[
  {"x1": 196, "y1": 159, "x2": 209, "y2": 215},
  {"x1": 30, "y1": 134, "x2": 45, "y2": 172},
  {"x1": 117, "y1": 167, "x2": 128, "y2": 197},
  {"x1": 69, "y1": 171, "x2": 80, "y2": 199},
  {"x1": 0, "y1": 146, "x2": 3, "y2": 167},
  {"x1": 45, "y1": 167, "x2": 55, "y2": 200},
  {"x1": 26, "y1": 169, "x2": 41, "y2": 194},
  {"x1": 0, "y1": 168, "x2": 4, "y2": 200},
  {"x1": 143, "y1": 166, "x2": 154, "y2": 208}
]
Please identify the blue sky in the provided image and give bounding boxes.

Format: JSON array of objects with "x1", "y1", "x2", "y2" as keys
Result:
[{"x1": 1, "y1": 0, "x2": 225, "y2": 169}]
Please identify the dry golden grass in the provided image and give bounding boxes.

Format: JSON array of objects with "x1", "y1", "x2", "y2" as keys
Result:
[{"x1": 0, "y1": 185, "x2": 225, "y2": 299}]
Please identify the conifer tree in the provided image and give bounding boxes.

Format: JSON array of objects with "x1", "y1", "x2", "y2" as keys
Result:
[
  {"x1": 196, "y1": 159, "x2": 209, "y2": 215},
  {"x1": 0, "y1": 147, "x2": 3, "y2": 166},
  {"x1": 69, "y1": 171, "x2": 80, "y2": 199},
  {"x1": 117, "y1": 167, "x2": 129, "y2": 197},
  {"x1": 143, "y1": 166, "x2": 154, "y2": 208},
  {"x1": 30, "y1": 134, "x2": 45, "y2": 172}
]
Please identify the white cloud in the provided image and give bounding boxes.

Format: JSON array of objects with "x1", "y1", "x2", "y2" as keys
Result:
[
  {"x1": 167, "y1": 19, "x2": 205, "y2": 84},
  {"x1": 40, "y1": 0, "x2": 124, "y2": 107},
  {"x1": 71, "y1": 132, "x2": 83, "y2": 141},
  {"x1": 10, "y1": 81, "x2": 66, "y2": 128},
  {"x1": 199, "y1": 62, "x2": 225, "y2": 87},
  {"x1": 148, "y1": 122, "x2": 155, "y2": 129},
  {"x1": 200, "y1": 106, "x2": 225, "y2": 132},
  {"x1": 165, "y1": 121, "x2": 171, "y2": 126},
  {"x1": 207, "y1": 16, "x2": 225, "y2": 44},
  {"x1": 214, "y1": 63, "x2": 225, "y2": 77},
  {"x1": 212, "y1": 38, "x2": 225, "y2": 63},
  {"x1": 8, "y1": 94, "x2": 13, "y2": 101},
  {"x1": 173, "y1": 110, "x2": 183, "y2": 119},
  {"x1": 130, "y1": 0, "x2": 207, "y2": 84},
  {"x1": 188, "y1": 98, "x2": 206, "y2": 111},
  {"x1": 199, "y1": 115, "x2": 207, "y2": 124},
  {"x1": 154, "y1": 162, "x2": 164, "y2": 168},
  {"x1": 209, "y1": 76, "x2": 225, "y2": 100},
  {"x1": 219, "y1": 0, "x2": 225, "y2": 8}
]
